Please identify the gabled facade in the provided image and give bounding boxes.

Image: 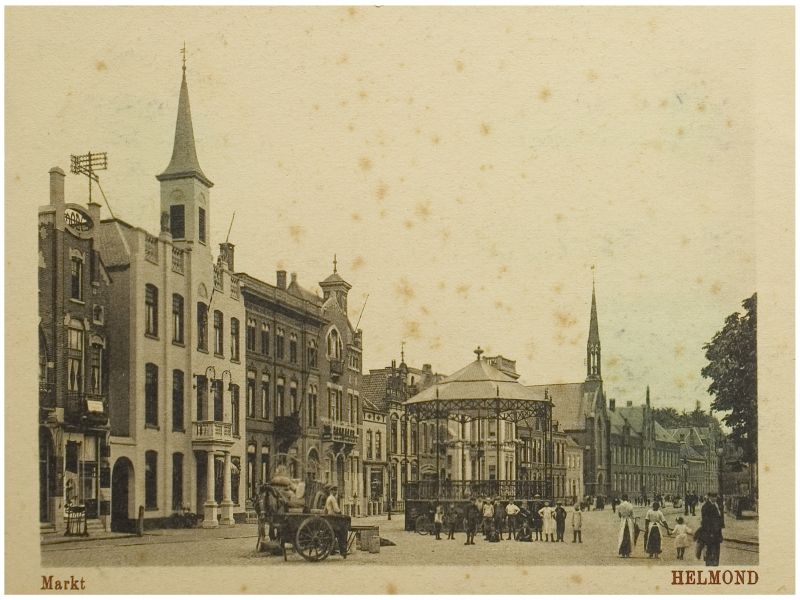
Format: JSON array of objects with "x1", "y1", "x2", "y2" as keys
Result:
[{"x1": 39, "y1": 170, "x2": 112, "y2": 531}]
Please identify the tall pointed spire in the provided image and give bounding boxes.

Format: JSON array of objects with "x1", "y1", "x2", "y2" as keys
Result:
[
  {"x1": 157, "y1": 57, "x2": 213, "y2": 187},
  {"x1": 646, "y1": 385, "x2": 651, "y2": 406},
  {"x1": 586, "y1": 273, "x2": 602, "y2": 380}
]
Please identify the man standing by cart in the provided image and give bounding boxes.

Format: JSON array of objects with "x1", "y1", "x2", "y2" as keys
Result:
[{"x1": 324, "y1": 485, "x2": 348, "y2": 559}]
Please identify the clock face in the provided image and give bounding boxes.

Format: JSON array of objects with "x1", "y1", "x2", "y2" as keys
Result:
[{"x1": 63, "y1": 205, "x2": 94, "y2": 235}]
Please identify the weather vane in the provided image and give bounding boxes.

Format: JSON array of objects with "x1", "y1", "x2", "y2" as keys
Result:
[{"x1": 181, "y1": 41, "x2": 187, "y2": 71}]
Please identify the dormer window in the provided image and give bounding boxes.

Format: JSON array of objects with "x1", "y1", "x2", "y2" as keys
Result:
[{"x1": 326, "y1": 328, "x2": 342, "y2": 360}]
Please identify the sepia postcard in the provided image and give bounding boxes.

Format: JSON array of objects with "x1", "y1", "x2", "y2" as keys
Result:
[{"x1": 5, "y1": 5, "x2": 794, "y2": 594}]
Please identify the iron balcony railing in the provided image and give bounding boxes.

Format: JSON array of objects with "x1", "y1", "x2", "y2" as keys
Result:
[
  {"x1": 320, "y1": 417, "x2": 358, "y2": 444},
  {"x1": 193, "y1": 420, "x2": 233, "y2": 444},
  {"x1": 63, "y1": 392, "x2": 108, "y2": 426}
]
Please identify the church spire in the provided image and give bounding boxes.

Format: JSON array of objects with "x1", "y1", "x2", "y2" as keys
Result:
[
  {"x1": 156, "y1": 56, "x2": 213, "y2": 188},
  {"x1": 586, "y1": 274, "x2": 602, "y2": 380}
]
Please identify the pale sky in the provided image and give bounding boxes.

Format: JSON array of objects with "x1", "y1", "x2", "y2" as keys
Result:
[{"x1": 8, "y1": 7, "x2": 759, "y2": 412}]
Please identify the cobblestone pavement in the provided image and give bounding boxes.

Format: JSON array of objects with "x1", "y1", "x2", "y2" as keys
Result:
[{"x1": 41, "y1": 506, "x2": 757, "y2": 568}]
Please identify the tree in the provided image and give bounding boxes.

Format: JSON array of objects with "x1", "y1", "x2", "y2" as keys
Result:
[{"x1": 701, "y1": 293, "x2": 757, "y2": 463}]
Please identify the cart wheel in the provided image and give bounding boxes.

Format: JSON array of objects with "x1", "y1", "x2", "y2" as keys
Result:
[
  {"x1": 294, "y1": 516, "x2": 336, "y2": 562},
  {"x1": 415, "y1": 514, "x2": 432, "y2": 535}
]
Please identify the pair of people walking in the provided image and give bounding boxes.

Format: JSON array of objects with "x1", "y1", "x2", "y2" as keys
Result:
[{"x1": 538, "y1": 501, "x2": 568, "y2": 542}]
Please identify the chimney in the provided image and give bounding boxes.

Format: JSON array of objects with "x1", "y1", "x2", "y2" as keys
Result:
[
  {"x1": 49, "y1": 167, "x2": 65, "y2": 207},
  {"x1": 609, "y1": 398, "x2": 615, "y2": 411},
  {"x1": 696, "y1": 400, "x2": 701, "y2": 411},
  {"x1": 626, "y1": 400, "x2": 632, "y2": 407},
  {"x1": 276, "y1": 270, "x2": 287, "y2": 289},
  {"x1": 290, "y1": 272, "x2": 298, "y2": 286},
  {"x1": 87, "y1": 200, "x2": 101, "y2": 224},
  {"x1": 219, "y1": 243, "x2": 235, "y2": 271},
  {"x1": 422, "y1": 363, "x2": 432, "y2": 373}
]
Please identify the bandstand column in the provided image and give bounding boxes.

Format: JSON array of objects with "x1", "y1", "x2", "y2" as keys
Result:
[
  {"x1": 203, "y1": 450, "x2": 219, "y2": 528},
  {"x1": 219, "y1": 450, "x2": 235, "y2": 526}
]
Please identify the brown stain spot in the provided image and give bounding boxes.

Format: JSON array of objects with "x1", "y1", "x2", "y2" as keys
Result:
[
  {"x1": 396, "y1": 278, "x2": 415, "y2": 303},
  {"x1": 674, "y1": 344, "x2": 685, "y2": 357},
  {"x1": 340, "y1": 99, "x2": 349, "y2": 107},
  {"x1": 289, "y1": 225, "x2": 304, "y2": 243},
  {"x1": 337, "y1": 53, "x2": 349, "y2": 65},
  {"x1": 431, "y1": 134, "x2": 441, "y2": 145},
  {"x1": 240, "y1": 585, "x2": 248, "y2": 592},
  {"x1": 677, "y1": 127, "x2": 685, "y2": 137},
  {"x1": 764, "y1": 464, "x2": 770, "y2": 473},
  {"x1": 347, "y1": 123, "x2": 355, "y2": 132},
  {"x1": 554, "y1": 311, "x2": 578, "y2": 328},
  {"x1": 420, "y1": 305, "x2": 430, "y2": 316},
  {"x1": 522, "y1": 569, "x2": 529, "y2": 576},
  {"x1": 96, "y1": 60, "x2": 108, "y2": 72},
  {"x1": 585, "y1": 70, "x2": 598, "y2": 82},
  {"x1": 403, "y1": 219, "x2": 414, "y2": 229},
  {"x1": 726, "y1": 119, "x2": 733, "y2": 128},
  {"x1": 276, "y1": 260, "x2": 286, "y2": 270},
  {"x1": 375, "y1": 182, "x2": 389, "y2": 201},
  {"x1": 464, "y1": 573, "x2": 471, "y2": 580},
  {"x1": 404, "y1": 321, "x2": 422, "y2": 340},
  {"x1": 455, "y1": 60, "x2": 465, "y2": 72},
  {"x1": 674, "y1": 377, "x2": 686, "y2": 390},
  {"x1": 347, "y1": 6, "x2": 358, "y2": 17},
  {"x1": 440, "y1": 228, "x2": 451, "y2": 242},
  {"x1": 539, "y1": 87, "x2": 552, "y2": 101},
  {"x1": 358, "y1": 90, "x2": 369, "y2": 100},
  {"x1": 379, "y1": 208, "x2": 387, "y2": 219},
  {"x1": 498, "y1": 265, "x2": 509, "y2": 278},
  {"x1": 387, "y1": 583, "x2": 398, "y2": 594},
  {"x1": 351, "y1": 256, "x2": 365, "y2": 270},
  {"x1": 351, "y1": 213, "x2": 362, "y2": 222},
  {"x1": 680, "y1": 235, "x2": 690, "y2": 247},
  {"x1": 415, "y1": 201, "x2": 432, "y2": 220},
  {"x1": 455, "y1": 197, "x2": 464, "y2": 204},
  {"x1": 695, "y1": 276, "x2": 704, "y2": 285},
  {"x1": 455, "y1": 284, "x2": 471, "y2": 299},
  {"x1": 607, "y1": 356, "x2": 620, "y2": 367},
  {"x1": 710, "y1": 281, "x2": 722, "y2": 295},
  {"x1": 570, "y1": 574, "x2": 582, "y2": 584},
  {"x1": 552, "y1": 283, "x2": 563, "y2": 294},
  {"x1": 660, "y1": 99, "x2": 668, "y2": 108},
  {"x1": 358, "y1": 157, "x2": 373, "y2": 171},
  {"x1": 697, "y1": 102, "x2": 706, "y2": 113},
  {"x1": 437, "y1": 281, "x2": 446, "y2": 290},
  {"x1": 555, "y1": 213, "x2": 565, "y2": 222},
  {"x1": 480, "y1": 123, "x2": 491, "y2": 136},
  {"x1": 312, "y1": 103, "x2": 320, "y2": 111}
]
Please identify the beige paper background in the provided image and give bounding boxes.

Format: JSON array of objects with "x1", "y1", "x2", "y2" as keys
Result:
[{"x1": 5, "y1": 6, "x2": 794, "y2": 594}]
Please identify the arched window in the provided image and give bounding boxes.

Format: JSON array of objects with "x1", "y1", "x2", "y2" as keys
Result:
[
  {"x1": 172, "y1": 294, "x2": 184, "y2": 344},
  {"x1": 261, "y1": 373, "x2": 270, "y2": 419},
  {"x1": 308, "y1": 339, "x2": 317, "y2": 368},
  {"x1": 326, "y1": 328, "x2": 342, "y2": 359},
  {"x1": 290, "y1": 380, "x2": 298, "y2": 414},
  {"x1": 70, "y1": 255, "x2": 83, "y2": 300},
  {"x1": 196, "y1": 303, "x2": 208, "y2": 351},
  {"x1": 375, "y1": 432, "x2": 382, "y2": 460},
  {"x1": 307, "y1": 385, "x2": 317, "y2": 427},
  {"x1": 276, "y1": 377, "x2": 285, "y2": 417},
  {"x1": 366, "y1": 430, "x2": 373, "y2": 459},
  {"x1": 391, "y1": 416, "x2": 399, "y2": 454},
  {"x1": 246, "y1": 318, "x2": 256, "y2": 352},
  {"x1": 260, "y1": 323, "x2": 270, "y2": 355},
  {"x1": 230, "y1": 318, "x2": 240, "y2": 361},
  {"x1": 213, "y1": 310, "x2": 224, "y2": 355},
  {"x1": 289, "y1": 333, "x2": 298, "y2": 363},
  {"x1": 246, "y1": 370, "x2": 256, "y2": 418}
]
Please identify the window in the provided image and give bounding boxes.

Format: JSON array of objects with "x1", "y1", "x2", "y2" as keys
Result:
[
  {"x1": 308, "y1": 339, "x2": 317, "y2": 367},
  {"x1": 230, "y1": 318, "x2": 240, "y2": 361},
  {"x1": 375, "y1": 432, "x2": 382, "y2": 460},
  {"x1": 172, "y1": 453, "x2": 184, "y2": 511},
  {"x1": 67, "y1": 319, "x2": 83, "y2": 392},
  {"x1": 198, "y1": 207, "x2": 206, "y2": 244},
  {"x1": 145, "y1": 284, "x2": 158, "y2": 336},
  {"x1": 196, "y1": 375, "x2": 207, "y2": 421},
  {"x1": 328, "y1": 389, "x2": 335, "y2": 420},
  {"x1": 290, "y1": 380, "x2": 298, "y2": 414},
  {"x1": 231, "y1": 385, "x2": 240, "y2": 436},
  {"x1": 70, "y1": 256, "x2": 83, "y2": 300},
  {"x1": 172, "y1": 370, "x2": 184, "y2": 431},
  {"x1": 391, "y1": 417, "x2": 398, "y2": 453},
  {"x1": 213, "y1": 310, "x2": 224, "y2": 355},
  {"x1": 401, "y1": 421, "x2": 408, "y2": 454},
  {"x1": 261, "y1": 446, "x2": 270, "y2": 484},
  {"x1": 336, "y1": 389, "x2": 343, "y2": 421},
  {"x1": 246, "y1": 318, "x2": 256, "y2": 352},
  {"x1": 261, "y1": 374, "x2": 270, "y2": 420},
  {"x1": 213, "y1": 379, "x2": 223, "y2": 422},
  {"x1": 366, "y1": 430, "x2": 373, "y2": 459},
  {"x1": 170, "y1": 205, "x2": 185, "y2": 239},
  {"x1": 327, "y1": 329, "x2": 342, "y2": 359},
  {"x1": 197, "y1": 303, "x2": 208, "y2": 351},
  {"x1": 145, "y1": 363, "x2": 158, "y2": 426},
  {"x1": 89, "y1": 343, "x2": 103, "y2": 394},
  {"x1": 172, "y1": 294, "x2": 184, "y2": 344},
  {"x1": 145, "y1": 451, "x2": 158, "y2": 510},
  {"x1": 289, "y1": 333, "x2": 298, "y2": 363},
  {"x1": 276, "y1": 328, "x2": 285, "y2": 359},
  {"x1": 276, "y1": 377, "x2": 285, "y2": 417},
  {"x1": 411, "y1": 424, "x2": 417, "y2": 454},
  {"x1": 260, "y1": 323, "x2": 269, "y2": 355},
  {"x1": 307, "y1": 385, "x2": 317, "y2": 427},
  {"x1": 247, "y1": 371, "x2": 256, "y2": 418}
]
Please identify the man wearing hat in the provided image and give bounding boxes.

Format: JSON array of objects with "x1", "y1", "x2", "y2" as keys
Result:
[
  {"x1": 324, "y1": 485, "x2": 342, "y2": 515},
  {"x1": 698, "y1": 491, "x2": 724, "y2": 566}
]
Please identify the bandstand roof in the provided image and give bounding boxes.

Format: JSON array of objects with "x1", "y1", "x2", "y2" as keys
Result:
[{"x1": 404, "y1": 352, "x2": 550, "y2": 422}]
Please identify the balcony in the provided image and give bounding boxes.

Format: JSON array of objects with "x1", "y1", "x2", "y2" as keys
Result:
[
  {"x1": 321, "y1": 418, "x2": 358, "y2": 446},
  {"x1": 39, "y1": 382, "x2": 55, "y2": 410},
  {"x1": 171, "y1": 248, "x2": 185, "y2": 274},
  {"x1": 329, "y1": 359, "x2": 344, "y2": 378},
  {"x1": 64, "y1": 392, "x2": 108, "y2": 428},
  {"x1": 192, "y1": 420, "x2": 234, "y2": 447},
  {"x1": 144, "y1": 234, "x2": 159, "y2": 264}
]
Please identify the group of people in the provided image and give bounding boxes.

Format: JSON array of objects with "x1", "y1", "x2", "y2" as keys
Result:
[
  {"x1": 616, "y1": 491, "x2": 725, "y2": 565},
  {"x1": 429, "y1": 497, "x2": 585, "y2": 545}
]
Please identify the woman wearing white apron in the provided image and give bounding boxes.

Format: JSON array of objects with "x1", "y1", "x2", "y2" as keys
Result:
[
  {"x1": 616, "y1": 495, "x2": 635, "y2": 558},
  {"x1": 538, "y1": 501, "x2": 556, "y2": 543}
]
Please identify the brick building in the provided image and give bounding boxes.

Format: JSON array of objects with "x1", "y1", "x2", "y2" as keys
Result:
[{"x1": 39, "y1": 168, "x2": 112, "y2": 532}]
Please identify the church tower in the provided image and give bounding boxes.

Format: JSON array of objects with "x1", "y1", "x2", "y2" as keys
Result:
[
  {"x1": 156, "y1": 59, "x2": 213, "y2": 256},
  {"x1": 319, "y1": 255, "x2": 351, "y2": 313},
  {"x1": 586, "y1": 279, "x2": 601, "y2": 381}
]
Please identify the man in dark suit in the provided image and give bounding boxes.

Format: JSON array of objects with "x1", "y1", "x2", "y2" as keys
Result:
[{"x1": 699, "y1": 491, "x2": 724, "y2": 566}]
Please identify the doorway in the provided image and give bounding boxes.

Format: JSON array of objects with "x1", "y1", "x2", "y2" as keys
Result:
[{"x1": 111, "y1": 457, "x2": 134, "y2": 532}]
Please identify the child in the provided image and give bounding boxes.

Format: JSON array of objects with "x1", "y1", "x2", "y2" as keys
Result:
[
  {"x1": 572, "y1": 504, "x2": 583, "y2": 543},
  {"x1": 672, "y1": 516, "x2": 692, "y2": 559}
]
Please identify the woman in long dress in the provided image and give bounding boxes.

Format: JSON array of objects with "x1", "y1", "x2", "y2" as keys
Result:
[
  {"x1": 538, "y1": 501, "x2": 556, "y2": 543},
  {"x1": 616, "y1": 495, "x2": 635, "y2": 558},
  {"x1": 645, "y1": 501, "x2": 669, "y2": 558}
]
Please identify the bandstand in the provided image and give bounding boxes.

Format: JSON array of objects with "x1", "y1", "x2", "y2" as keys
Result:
[{"x1": 401, "y1": 348, "x2": 555, "y2": 530}]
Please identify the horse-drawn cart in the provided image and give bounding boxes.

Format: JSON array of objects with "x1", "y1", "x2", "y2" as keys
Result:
[{"x1": 255, "y1": 475, "x2": 352, "y2": 562}]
